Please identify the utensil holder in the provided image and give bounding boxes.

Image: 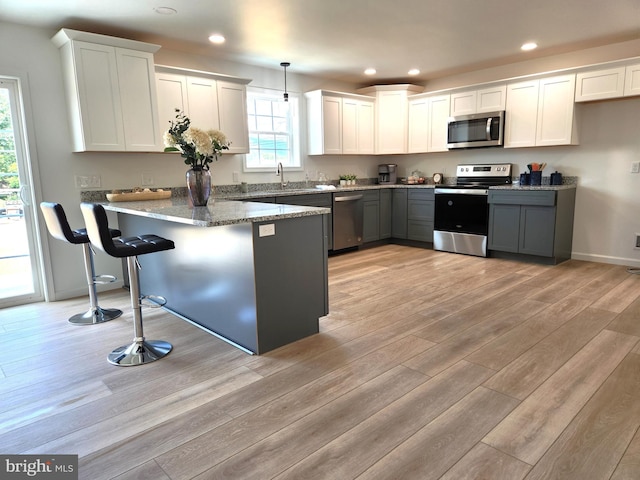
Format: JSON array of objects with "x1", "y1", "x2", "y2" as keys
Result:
[
  {"x1": 530, "y1": 171, "x2": 542, "y2": 186},
  {"x1": 520, "y1": 173, "x2": 530, "y2": 185}
]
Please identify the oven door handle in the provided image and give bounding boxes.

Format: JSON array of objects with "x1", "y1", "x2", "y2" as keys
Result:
[{"x1": 435, "y1": 188, "x2": 488, "y2": 195}]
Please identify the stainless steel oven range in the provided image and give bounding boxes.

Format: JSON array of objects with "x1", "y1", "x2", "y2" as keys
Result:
[{"x1": 434, "y1": 163, "x2": 512, "y2": 257}]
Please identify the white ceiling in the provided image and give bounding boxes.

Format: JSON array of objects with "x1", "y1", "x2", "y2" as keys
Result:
[{"x1": 1, "y1": 0, "x2": 639, "y2": 84}]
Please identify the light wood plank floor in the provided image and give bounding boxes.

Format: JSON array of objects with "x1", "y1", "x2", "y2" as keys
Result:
[{"x1": 2, "y1": 244, "x2": 640, "y2": 479}]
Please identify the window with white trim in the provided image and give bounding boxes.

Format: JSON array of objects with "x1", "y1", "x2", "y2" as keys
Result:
[{"x1": 244, "y1": 87, "x2": 301, "y2": 171}]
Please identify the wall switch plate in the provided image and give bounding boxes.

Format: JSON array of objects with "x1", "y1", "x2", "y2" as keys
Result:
[
  {"x1": 74, "y1": 174, "x2": 101, "y2": 188},
  {"x1": 631, "y1": 162, "x2": 640, "y2": 174},
  {"x1": 232, "y1": 171, "x2": 240, "y2": 183},
  {"x1": 141, "y1": 172, "x2": 154, "y2": 186},
  {"x1": 258, "y1": 224, "x2": 275, "y2": 237}
]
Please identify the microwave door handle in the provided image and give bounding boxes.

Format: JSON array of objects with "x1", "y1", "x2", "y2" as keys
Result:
[{"x1": 486, "y1": 117, "x2": 492, "y2": 141}]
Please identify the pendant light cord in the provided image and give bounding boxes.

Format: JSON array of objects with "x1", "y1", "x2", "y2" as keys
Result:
[{"x1": 280, "y1": 62, "x2": 290, "y2": 102}]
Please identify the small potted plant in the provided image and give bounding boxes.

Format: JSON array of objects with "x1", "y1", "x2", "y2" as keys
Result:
[{"x1": 339, "y1": 175, "x2": 347, "y2": 187}]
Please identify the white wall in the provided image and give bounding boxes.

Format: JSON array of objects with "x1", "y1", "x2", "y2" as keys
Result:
[{"x1": 1, "y1": 21, "x2": 639, "y2": 302}]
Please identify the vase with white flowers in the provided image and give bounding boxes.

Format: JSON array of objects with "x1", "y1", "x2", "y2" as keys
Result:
[{"x1": 163, "y1": 110, "x2": 231, "y2": 206}]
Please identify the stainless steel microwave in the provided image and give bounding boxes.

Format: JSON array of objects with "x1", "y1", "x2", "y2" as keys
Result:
[{"x1": 447, "y1": 111, "x2": 505, "y2": 149}]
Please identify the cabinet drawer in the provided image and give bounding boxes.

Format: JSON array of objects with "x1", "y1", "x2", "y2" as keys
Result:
[
  {"x1": 362, "y1": 189, "x2": 380, "y2": 202},
  {"x1": 276, "y1": 193, "x2": 332, "y2": 207},
  {"x1": 408, "y1": 189, "x2": 435, "y2": 201},
  {"x1": 408, "y1": 220, "x2": 433, "y2": 242},
  {"x1": 488, "y1": 190, "x2": 556, "y2": 206}
]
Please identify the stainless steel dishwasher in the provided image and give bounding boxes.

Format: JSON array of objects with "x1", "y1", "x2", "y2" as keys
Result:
[{"x1": 332, "y1": 192, "x2": 364, "y2": 250}]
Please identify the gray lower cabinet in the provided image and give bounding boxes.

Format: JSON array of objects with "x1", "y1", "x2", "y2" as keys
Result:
[
  {"x1": 362, "y1": 189, "x2": 380, "y2": 243},
  {"x1": 407, "y1": 189, "x2": 434, "y2": 242},
  {"x1": 380, "y1": 189, "x2": 392, "y2": 239},
  {"x1": 276, "y1": 193, "x2": 333, "y2": 250},
  {"x1": 488, "y1": 189, "x2": 576, "y2": 263},
  {"x1": 391, "y1": 188, "x2": 408, "y2": 239}
]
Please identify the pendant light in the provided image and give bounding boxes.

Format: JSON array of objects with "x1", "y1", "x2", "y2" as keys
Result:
[{"x1": 280, "y1": 62, "x2": 290, "y2": 102}]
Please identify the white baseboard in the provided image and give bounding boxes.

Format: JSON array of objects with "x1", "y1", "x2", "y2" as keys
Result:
[
  {"x1": 50, "y1": 281, "x2": 124, "y2": 302},
  {"x1": 571, "y1": 252, "x2": 640, "y2": 269}
]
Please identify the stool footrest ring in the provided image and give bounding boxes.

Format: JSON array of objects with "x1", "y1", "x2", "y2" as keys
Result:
[
  {"x1": 140, "y1": 295, "x2": 167, "y2": 308},
  {"x1": 93, "y1": 274, "x2": 117, "y2": 285},
  {"x1": 69, "y1": 307, "x2": 123, "y2": 325}
]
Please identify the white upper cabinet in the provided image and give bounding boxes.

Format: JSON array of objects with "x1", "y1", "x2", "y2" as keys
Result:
[
  {"x1": 505, "y1": 74, "x2": 577, "y2": 148},
  {"x1": 536, "y1": 75, "x2": 578, "y2": 146},
  {"x1": 477, "y1": 85, "x2": 507, "y2": 112},
  {"x1": 216, "y1": 81, "x2": 249, "y2": 154},
  {"x1": 408, "y1": 93, "x2": 450, "y2": 153},
  {"x1": 450, "y1": 85, "x2": 506, "y2": 116},
  {"x1": 52, "y1": 29, "x2": 162, "y2": 152},
  {"x1": 623, "y1": 63, "x2": 640, "y2": 97},
  {"x1": 575, "y1": 67, "x2": 625, "y2": 102},
  {"x1": 450, "y1": 91, "x2": 477, "y2": 116},
  {"x1": 156, "y1": 66, "x2": 251, "y2": 154},
  {"x1": 305, "y1": 90, "x2": 374, "y2": 155},
  {"x1": 306, "y1": 92, "x2": 342, "y2": 155},
  {"x1": 357, "y1": 85, "x2": 423, "y2": 154},
  {"x1": 575, "y1": 62, "x2": 640, "y2": 101},
  {"x1": 342, "y1": 97, "x2": 375, "y2": 155},
  {"x1": 504, "y1": 80, "x2": 539, "y2": 148},
  {"x1": 186, "y1": 76, "x2": 220, "y2": 130}
]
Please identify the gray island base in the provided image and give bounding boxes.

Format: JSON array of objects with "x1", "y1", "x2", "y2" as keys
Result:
[{"x1": 106, "y1": 199, "x2": 330, "y2": 354}]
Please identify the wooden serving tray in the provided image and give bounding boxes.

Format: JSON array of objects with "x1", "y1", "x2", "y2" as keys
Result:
[{"x1": 106, "y1": 190, "x2": 172, "y2": 202}]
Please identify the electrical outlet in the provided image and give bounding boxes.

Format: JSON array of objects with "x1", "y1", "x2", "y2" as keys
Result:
[
  {"x1": 232, "y1": 171, "x2": 240, "y2": 183},
  {"x1": 74, "y1": 174, "x2": 101, "y2": 188},
  {"x1": 141, "y1": 172, "x2": 154, "y2": 186},
  {"x1": 635, "y1": 234, "x2": 640, "y2": 249},
  {"x1": 88, "y1": 175, "x2": 101, "y2": 188},
  {"x1": 74, "y1": 175, "x2": 89, "y2": 188},
  {"x1": 631, "y1": 162, "x2": 640, "y2": 174}
]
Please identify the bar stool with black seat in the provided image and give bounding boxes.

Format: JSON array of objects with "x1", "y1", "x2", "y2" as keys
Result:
[
  {"x1": 40, "y1": 202, "x2": 123, "y2": 325},
  {"x1": 80, "y1": 202, "x2": 175, "y2": 366}
]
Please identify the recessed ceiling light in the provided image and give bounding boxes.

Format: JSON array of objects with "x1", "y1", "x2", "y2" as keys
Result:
[
  {"x1": 364, "y1": 68, "x2": 377, "y2": 75},
  {"x1": 521, "y1": 42, "x2": 538, "y2": 51},
  {"x1": 154, "y1": 7, "x2": 177, "y2": 15},
  {"x1": 208, "y1": 34, "x2": 226, "y2": 44},
  {"x1": 408, "y1": 68, "x2": 420, "y2": 76}
]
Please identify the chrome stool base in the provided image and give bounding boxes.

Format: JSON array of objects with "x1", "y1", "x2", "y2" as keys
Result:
[
  {"x1": 69, "y1": 307, "x2": 123, "y2": 325},
  {"x1": 108, "y1": 340, "x2": 172, "y2": 366}
]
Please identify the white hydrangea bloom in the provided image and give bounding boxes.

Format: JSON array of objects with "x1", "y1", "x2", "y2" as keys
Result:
[
  {"x1": 208, "y1": 129, "x2": 228, "y2": 147},
  {"x1": 163, "y1": 131, "x2": 177, "y2": 148}
]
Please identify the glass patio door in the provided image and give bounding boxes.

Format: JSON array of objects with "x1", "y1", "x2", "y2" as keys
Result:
[{"x1": 0, "y1": 77, "x2": 43, "y2": 307}]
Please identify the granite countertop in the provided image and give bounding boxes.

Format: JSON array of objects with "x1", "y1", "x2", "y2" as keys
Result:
[
  {"x1": 217, "y1": 183, "x2": 435, "y2": 200},
  {"x1": 490, "y1": 184, "x2": 576, "y2": 191},
  {"x1": 102, "y1": 197, "x2": 330, "y2": 227},
  {"x1": 219, "y1": 182, "x2": 575, "y2": 200}
]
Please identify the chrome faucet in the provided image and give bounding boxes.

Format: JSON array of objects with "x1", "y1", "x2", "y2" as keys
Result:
[{"x1": 277, "y1": 162, "x2": 288, "y2": 189}]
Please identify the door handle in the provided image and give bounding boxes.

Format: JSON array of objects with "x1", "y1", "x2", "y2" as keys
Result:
[
  {"x1": 19, "y1": 184, "x2": 31, "y2": 206},
  {"x1": 334, "y1": 194, "x2": 363, "y2": 202}
]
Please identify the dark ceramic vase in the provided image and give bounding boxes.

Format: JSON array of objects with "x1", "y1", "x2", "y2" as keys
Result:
[{"x1": 186, "y1": 166, "x2": 212, "y2": 207}]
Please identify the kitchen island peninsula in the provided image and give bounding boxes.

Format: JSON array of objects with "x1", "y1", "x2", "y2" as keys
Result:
[{"x1": 103, "y1": 198, "x2": 330, "y2": 354}]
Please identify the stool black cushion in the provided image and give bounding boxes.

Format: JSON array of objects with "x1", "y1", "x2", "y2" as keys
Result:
[
  {"x1": 80, "y1": 203, "x2": 174, "y2": 258},
  {"x1": 41, "y1": 202, "x2": 121, "y2": 244}
]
